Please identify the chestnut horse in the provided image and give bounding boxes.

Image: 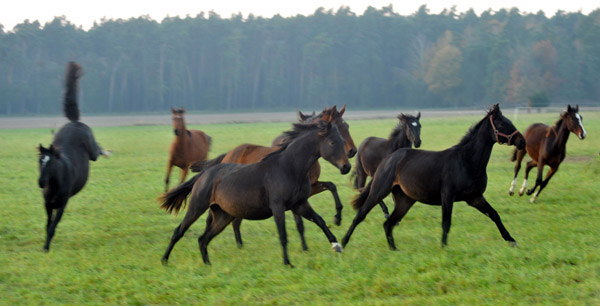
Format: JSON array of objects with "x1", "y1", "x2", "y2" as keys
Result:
[
  {"x1": 191, "y1": 105, "x2": 356, "y2": 250},
  {"x1": 37, "y1": 62, "x2": 110, "y2": 251},
  {"x1": 164, "y1": 108, "x2": 211, "y2": 191},
  {"x1": 341, "y1": 104, "x2": 526, "y2": 250},
  {"x1": 508, "y1": 105, "x2": 586, "y2": 202},
  {"x1": 159, "y1": 122, "x2": 351, "y2": 266},
  {"x1": 353, "y1": 112, "x2": 422, "y2": 218}
]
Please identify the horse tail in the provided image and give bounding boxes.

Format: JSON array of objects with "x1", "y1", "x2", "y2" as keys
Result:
[
  {"x1": 190, "y1": 153, "x2": 225, "y2": 173},
  {"x1": 510, "y1": 148, "x2": 517, "y2": 162},
  {"x1": 159, "y1": 174, "x2": 201, "y2": 215},
  {"x1": 63, "y1": 62, "x2": 82, "y2": 122},
  {"x1": 351, "y1": 153, "x2": 399, "y2": 211}
]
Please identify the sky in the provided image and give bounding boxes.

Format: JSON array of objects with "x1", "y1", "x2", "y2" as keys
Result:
[{"x1": 1, "y1": 0, "x2": 598, "y2": 31}]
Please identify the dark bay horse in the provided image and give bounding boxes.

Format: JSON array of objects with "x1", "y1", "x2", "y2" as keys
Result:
[
  {"x1": 353, "y1": 112, "x2": 422, "y2": 218},
  {"x1": 159, "y1": 122, "x2": 351, "y2": 266},
  {"x1": 37, "y1": 62, "x2": 109, "y2": 251},
  {"x1": 341, "y1": 104, "x2": 526, "y2": 250},
  {"x1": 165, "y1": 107, "x2": 211, "y2": 191},
  {"x1": 508, "y1": 105, "x2": 586, "y2": 202},
  {"x1": 190, "y1": 105, "x2": 356, "y2": 250}
]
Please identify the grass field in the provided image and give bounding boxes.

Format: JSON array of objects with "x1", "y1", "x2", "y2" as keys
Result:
[{"x1": 1, "y1": 110, "x2": 599, "y2": 305}]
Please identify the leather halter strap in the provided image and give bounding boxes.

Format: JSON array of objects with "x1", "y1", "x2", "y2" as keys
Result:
[{"x1": 489, "y1": 115, "x2": 519, "y2": 145}]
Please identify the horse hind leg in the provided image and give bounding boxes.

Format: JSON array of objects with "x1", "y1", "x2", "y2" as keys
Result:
[
  {"x1": 198, "y1": 205, "x2": 234, "y2": 265},
  {"x1": 231, "y1": 218, "x2": 244, "y2": 248},
  {"x1": 383, "y1": 187, "x2": 415, "y2": 250},
  {"x1": 519, "y1": 160, "x2": 537, "y2": 196},
  {"x1": 161, "y1": 194, "x2": 210, "y2": 265},
  {"x1": 509, "y1": 149, "x2": 526, "y2": 196},
  {"x1": 165, "y1": 163, "x2": 173, "y2": 192},
  {"x1": 179, "y1": 167, "x2": 189, "y2": 184},
  {"x1": 526, "y1": 162, "x2": 545, "y2": 197},
  {"x1": 293, "y1": 213, "x2": 308, "y2": 251}
]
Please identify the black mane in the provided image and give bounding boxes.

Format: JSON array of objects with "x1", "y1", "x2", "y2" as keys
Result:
[
  {"x1": 455, "y1": 109, "x2": 493, "y2": 147},
  {"x1": 261, "y1": 123, "x2": 322, "y2": 161}
]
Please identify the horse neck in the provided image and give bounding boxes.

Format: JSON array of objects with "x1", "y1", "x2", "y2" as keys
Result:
[
  {"x1": 174, "y1": 119, "x2": 186, "y2": 135},
  {"x1": 459, "y1": 120, "x2": 495, "y2": 171},
  {"x1": 277, "y1": 133, "x2": 321, "y2": 178},
  {"x1": 552, "y1": 119, "x2": 571, "y2": 151},
  {"x1": 387, "y1": 128, "x2": 411, "y2": 152}
]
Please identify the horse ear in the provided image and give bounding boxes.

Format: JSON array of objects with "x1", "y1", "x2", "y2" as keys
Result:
[
  {"x1": 339, "y1": 104, "x2": 346, "y2": 116},
  {"x1": 297, "y1": 109, "x2": 309, "y2": 121},
  {"x1": 575, "y1": 104, "x2": 579, "y2": 111},
  {"x1": 171, "y1": 107, "x2": 175, "y2": 113},
  {"x1": 38, "y1": 144, "x2": 46, "y2": 153},
  {"x1": 397, "y1": 113, "x2": 406, "y2": 121},
  {"x1": 416, "y1": 112, "x2": 421, "y2": 120},
  {"x1": 332, "y1": 105, "x2": 337, "y2": 113}
]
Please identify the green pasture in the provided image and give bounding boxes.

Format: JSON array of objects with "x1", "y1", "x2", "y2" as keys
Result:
[{"x1": 1, "y1": 111, "x2": 599, "y2": 305}]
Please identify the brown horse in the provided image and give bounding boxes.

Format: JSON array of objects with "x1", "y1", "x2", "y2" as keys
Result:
[
  {"x1": 165, "y1": 107, "x2": 211, "y2": 191},
  {"x1": 353, "y1": 112, "x2": 422, "y2": 217},
  {"x1": 191, "y1": 105, "x2": 356, "y2": 249},
  {"x1": 159, "y1": 122, "x2": 351, "y2": 266},
  {"x1": 508, "y1": 105, "x2": 586, "y2": 202}
]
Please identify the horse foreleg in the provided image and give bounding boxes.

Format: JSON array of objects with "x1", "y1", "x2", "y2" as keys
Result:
[
  {"x1": 378, "y1": 201, "x2": 390, "y2": 218},
  {"x1": 467, "y1": 196, "x2": 517, "y2": 246},
  {"x1": 341, "y1": 192, "x2": 381, "y2": 248},
  {"x1": 293, "y1": 213, "x2": 308, "y2": 251},
  {"x1": 164, "y1": 163, "x2": 173, "y2": 192},
  {"x1": 526, "y1": 162, "x2": 545, "y2": 196},
  {"x1": 310, "y1": 181, "x2": 343, "y2": 226},
  {"x1": 383, "y1": 188, "x2": 415, "y2": 250},
  {"x1": 293, "y1": 201, "x2": 342, "y2": 253},
  {"x1": 231, "y1": 218, "x2": 243, "y2": 248},
  {"x1": 44, "y1": 202, "x2": 66, "y2": 252},
  {"x1": 530, "y1": 166, "x2": 559, "y2": 203},
  {"x1": 440, "y1": 192, "x2": 455, "y2": 247},
  {"x1": 272, "y1": 207, "x2": 292, "y2": 267},
  {"x1": 179, "y1": 167, "x2": 189, "y2": 184},
  {"x1": 197, "y1": 205, "x2": 234, "y2": 265},
  {"x1": 519, "y1": 160, "x2": 537, "y2": 196}
]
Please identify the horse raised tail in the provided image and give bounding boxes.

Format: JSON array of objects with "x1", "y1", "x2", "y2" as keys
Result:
[
  {"x1": 63, "y1": 62, "x2": 83, "y2": 122},
  {"x1": 190, "y1": 153, "x2": 225, "y2": 173},
  {"x1": 159, "y1": 174, "x2": 201, "y2": 215},
  {"x1": 351, "y1": 152, "x2": 400, "y2": 210}
]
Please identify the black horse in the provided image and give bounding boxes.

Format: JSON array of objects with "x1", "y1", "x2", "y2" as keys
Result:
[
  {"x1": 353, "y1": 112, "x2": 422, "y2": 218},
  {"x1": 159, "y1": 122, "x2": 351, "y2": 266},
  {"x1": 341, "y1": 104, "x2": 526, "y2": 249},
  {"x1": 37, "y1": 62, "x2": 109, "y2": 251}
]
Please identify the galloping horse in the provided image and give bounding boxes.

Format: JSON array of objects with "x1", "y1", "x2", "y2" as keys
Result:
[
  {"x1": 37, "y1": 62, "x2": 109, "y2": 251},
  {"x1": 165, "y1": 107, "x2": 211, "y2": 191},
  {"x1": 353, "y1": 112, "x2": 422, "y2": 218},
  {"x1": 341, "y1": 104, "x2": 526, "y2": 250},
  {"x1": 159, "y1": 122, "x2": 351, "y2": 266},
  {"x1": 508, "y1": 105, "x2": 586, "y2": 202},
  {"x1": 191, "y1": 105, "x2": 356, "y2": 250}
]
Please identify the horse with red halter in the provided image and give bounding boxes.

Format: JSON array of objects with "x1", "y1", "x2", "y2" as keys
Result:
[
  {"x1": 159, "y1": 122, "x2": 351, "y2": 267},
  {"x1": 37, "y1": 62, "x2": 110, "y2": 251},
  {"x1": 164, "y1": 107, "x2": 211, "y2": 191},
  {"x1": 190, "y1": 105, "x2": 356, "y2": 250},
  {"x1": 341, "y1": 104, "x2": 526, "y2": 250},
  {"x1": 508, "y1": 105, "x2": 586, "y2": 202},
  {"x1": 353, "y1": 112, "x2": 422, "y2": 218}
]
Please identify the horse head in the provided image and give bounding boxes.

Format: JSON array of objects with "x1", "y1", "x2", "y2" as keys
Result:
[
  {"x1": 171, "y1": 107, "x2": 186, "y2": 133},
  {"x1": 397, "y1": 112, "x2": 422, "y2": 148},
  {"x1": 563, "y1": 104, "x2": 586, "y2": 140},
  {"x1": 317, "y1": 122, "x2": 351, "y2": 174},
  {"x1": 488, "y1": 104, "x2": 526, "y2": 149},
  {"x1": 318, "y1": 105, "x2": 357, "y2": 158},
  {"x1": 38, "y1": 144, "x2": 60, "y2": 188}
]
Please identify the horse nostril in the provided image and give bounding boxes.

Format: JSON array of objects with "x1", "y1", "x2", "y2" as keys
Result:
[
  {"x1": 414, "y1": 140, "x2": 422, "y2": 148},
  {"x1": 341, "y1": 163, "x2": 351, "y2": 174},
  {"x1": 348, "y1": 148, "x2": 357, "y2": 158}
]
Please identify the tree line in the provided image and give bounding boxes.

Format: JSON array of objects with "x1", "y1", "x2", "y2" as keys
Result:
[{"x1": 1, "y1": 5, "x2": 599, "y2": 116}]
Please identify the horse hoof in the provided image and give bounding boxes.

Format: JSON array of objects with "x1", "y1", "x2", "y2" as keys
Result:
[
  {"x1": 161, "y1": 258, "x2": 169, "y2": 266},
  {"x1": 508, "y1": 191, "x2": 514, "y2": 196},
  {"x1": 333, "y1": 216, "x2": 342, "y2": 226},
  {"x1": 509, "y1": 241, "x2": 518, "y2": 247},
  {"x1": 529, "y1": 197, "x2": 537, "y2": 203},
  {"x1": 331, "y1": 242, "x2": 343, "y2": 253}
]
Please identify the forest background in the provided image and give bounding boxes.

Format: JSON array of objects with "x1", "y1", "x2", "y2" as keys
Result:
[{"x1": 1, "y1": 5, "x2": 599, "y2": 115}]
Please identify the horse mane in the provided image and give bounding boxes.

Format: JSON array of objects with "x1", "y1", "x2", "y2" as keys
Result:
[
  {"x1": 546, "y1": 118, "x2": 564, "y2": 138},
  {"x1": 456, "y1": 110, "x2": 491, "y2": 147},
  {"x1": 63, "y1": 62, "x2": 82, "y2": 122},
  {"x1": 386, "y1": 122, "x2": 406, "y2": 151},
  {"x1": 261, "y1": 123, "x2": 321, "y2": 161}
]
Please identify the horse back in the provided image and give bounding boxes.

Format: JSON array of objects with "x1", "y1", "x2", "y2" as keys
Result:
[{"x1": 223, "y1": 144, "x2": 277, "y2": 164}]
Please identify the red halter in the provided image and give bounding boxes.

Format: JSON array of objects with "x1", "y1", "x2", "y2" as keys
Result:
[{"x1": 489, "y1": 115, "x2": 519, "y2": 145}]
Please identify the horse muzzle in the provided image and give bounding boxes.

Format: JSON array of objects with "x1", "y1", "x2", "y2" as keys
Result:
[
  {"x1": 340, "y1": 163, "x2": 351, "y2": 175},
  {"x1": 38, "y1": 179, "x2": 46, "y2": 188},
  {"x1": 413, "y1": 139, "x2": 422, "y2": 148}
]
